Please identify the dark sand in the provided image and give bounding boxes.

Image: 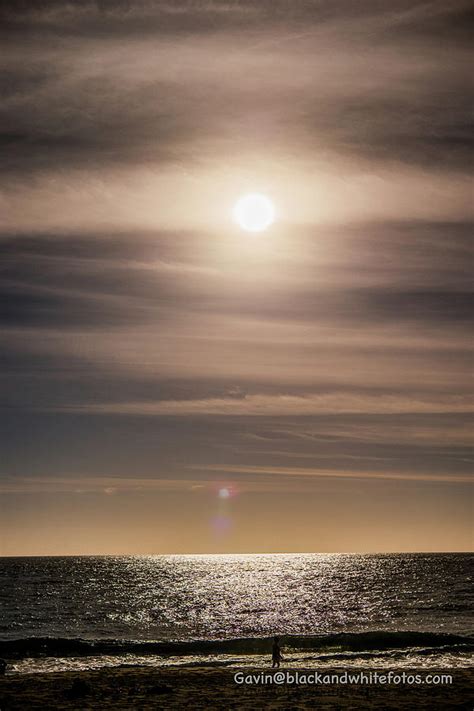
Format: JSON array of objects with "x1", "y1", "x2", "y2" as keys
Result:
[{"x1": 1, "y1": 666, "x2": 472, "y2": 710}]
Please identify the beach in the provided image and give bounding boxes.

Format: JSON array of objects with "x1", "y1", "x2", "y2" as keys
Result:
[{"x1": 1, "y1": 666, "x2": 473, "y2": 710}]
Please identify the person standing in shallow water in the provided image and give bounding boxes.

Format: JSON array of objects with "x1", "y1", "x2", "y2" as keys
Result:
[{"x1": 272, "y1": 636, "x2": 283, "y2": 668}]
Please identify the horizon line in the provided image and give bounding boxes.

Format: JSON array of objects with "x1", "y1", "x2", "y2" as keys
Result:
[{"x1": 1, "y1": 550, "x2": 472, "y2": 559}]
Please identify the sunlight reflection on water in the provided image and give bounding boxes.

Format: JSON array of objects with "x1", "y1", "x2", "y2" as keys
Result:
[{"x1": 2, "y1": 553, "x2": 472, "y2": 641}]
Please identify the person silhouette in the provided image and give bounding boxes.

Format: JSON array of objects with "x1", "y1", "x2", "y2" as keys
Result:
[{"x1": 272, "y1": 636, "x2": 283, "y2": 668}]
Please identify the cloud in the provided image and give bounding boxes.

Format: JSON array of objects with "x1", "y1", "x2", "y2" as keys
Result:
[
  {"x1": 1, "y1": 221, "x2": 472, "y2": 333},
  {"x1": 2, "y1": 462, "x2": 470, "y2": 496},
  {"x1": 51, "y1": 391, "x2": 472, "y2": 417},
  {"x1": 0, "y1": 475, "x2": 210, "y2": 495},
  {"x1": 0, "y1": 0, "x2": 472, "y2": 185},
  {"x1": 2, "y1": 1, "x2": 471, "y2": 40},
  {"x1": 190, "y1": 463, "x2": 472, "y2": 484},
  {"x1": 0, "y1": 0, "x2": 472, "y2": 550},
  {"x1": 262, "y1": 417, "x2": 473, "y2": 448}
]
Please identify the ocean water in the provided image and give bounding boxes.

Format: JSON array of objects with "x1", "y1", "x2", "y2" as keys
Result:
[{"x1": 1, "y1": 553, "x2": 472, "y2": 674}]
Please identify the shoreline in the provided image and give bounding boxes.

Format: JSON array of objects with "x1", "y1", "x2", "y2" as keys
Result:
[{"x1": 1, "y1": 666, "x2": 473, "y2": 710}]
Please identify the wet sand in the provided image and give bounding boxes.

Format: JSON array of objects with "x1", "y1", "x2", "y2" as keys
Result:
[{"x1": 1, "y1": 666, "x2": 472, "y2": 710}]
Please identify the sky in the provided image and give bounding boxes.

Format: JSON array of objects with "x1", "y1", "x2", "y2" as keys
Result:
[{"x1": 0, "y1": 0, "x2": 472, "y2": 555}]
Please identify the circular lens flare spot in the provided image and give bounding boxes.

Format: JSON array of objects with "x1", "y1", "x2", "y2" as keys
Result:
[{"x1": 211, "y1": 515, "x2": 232, "y2": 534}]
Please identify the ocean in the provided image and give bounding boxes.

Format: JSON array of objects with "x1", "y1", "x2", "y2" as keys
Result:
[{"x1": 1, "y1": 553, "x2": 472, "y2": 674}]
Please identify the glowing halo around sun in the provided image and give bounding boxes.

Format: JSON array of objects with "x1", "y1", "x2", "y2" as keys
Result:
[{"x1": 233, "y1": 193, "x2": 275, "y2": 232}]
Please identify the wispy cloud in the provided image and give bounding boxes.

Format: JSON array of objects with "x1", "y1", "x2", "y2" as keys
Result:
[
  {"x1": 1, "y1": 1, "x2": 471, "y2": 231},
  {"x1": 190, "y1": 463, "x2": 472, "y2": 484},
  {"x1": 0, "y1": 475, "x2": 208, "y2": 495},
  {"x1": 55, "y1": 392, "x2": 473, "y2": 417},
  {"x1": 1, "y1": 0, "x2": 472, "y2": 551}
]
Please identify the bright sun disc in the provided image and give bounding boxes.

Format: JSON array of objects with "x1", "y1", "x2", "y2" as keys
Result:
[{"x1": 233, "y1": 193, "x2": 275, "y2": 232}]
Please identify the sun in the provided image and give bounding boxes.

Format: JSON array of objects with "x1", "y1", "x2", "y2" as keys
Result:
[{"x1": 233, "y1": 193, "x2": 275, "y2": 232}]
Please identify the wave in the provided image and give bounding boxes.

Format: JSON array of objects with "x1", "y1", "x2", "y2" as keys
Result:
[{"x1": 1, "y1": 631, "x2": 473, "y2": 660}]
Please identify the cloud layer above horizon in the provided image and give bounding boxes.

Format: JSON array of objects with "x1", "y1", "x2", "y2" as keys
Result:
[{"x1": 0, "y1": 0, "x2": 472, "y2": 554}]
